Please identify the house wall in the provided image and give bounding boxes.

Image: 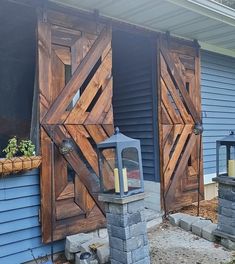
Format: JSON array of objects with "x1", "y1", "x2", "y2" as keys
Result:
[
  {"x1": 112, "y1": 30, "x2": 160, "y2": 183},
  {"x1": 0, "y1": 169, "x2": 64, "y2": 264},
  {"x1": 201, "y1": 51, "x2": 235, "y2": 184}
]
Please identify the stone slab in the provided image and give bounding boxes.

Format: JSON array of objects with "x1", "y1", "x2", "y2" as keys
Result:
[
  {"x1": 191, "y1": 219, "x2": 212, "y2": 237},
  {"x1": 97, "y1": 242, "x2": 110, "y2": 264},
  {"x1": 202, "y1": 223, "x2": 217, "y2": 242},
  {"x1": 98, "y1": 193, "x2": 146, "y2": 204},
  {"x1": 180, "y1": 215, "x2": 198, "y2": 231},
  {"x1": 219, "y1": 198, "x2": 235, "y2": 210},
  {"x1": 65, "y1": 233, "x2": 93, "y2": 253},
  {"x1": 168, "y1": 213, "x2": 189, "y2": 226},
  {"x1": 65, "y1": 248, "x2": 75, "y2": 261},
  {"x1": 221, "y1": 238, "x2": 235, "y2": 250}
]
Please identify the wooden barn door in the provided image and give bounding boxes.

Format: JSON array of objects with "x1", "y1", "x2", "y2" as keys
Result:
[
  {"x1": 37, "y1": 9, "x2": 113, "y2": 243},
  {"x1": 159, "y1": 36, "x2": 204, "y2": 212}
]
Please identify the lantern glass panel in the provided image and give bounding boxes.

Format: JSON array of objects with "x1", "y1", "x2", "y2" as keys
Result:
[
  {"x1": 121, "y1": 147, "x2": 141, "y2": 190},
  {"x1": 227, "y1": 144, "x2": 235, "y2": 177},
  {"x1": 218, "y1": 145, "x2": 227, "y2": 177},
  {"x1": 100, "y1": 148, "x2": 116, "y2": 193}
]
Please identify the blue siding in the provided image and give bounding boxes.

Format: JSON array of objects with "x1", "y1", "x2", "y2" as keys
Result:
[
  {"x1": 201, "y1": 51, "x2": 235, "y2": 177},
  {"x1": 112, "y1": 30, "x2": 159, "y2": 182},
  {"x1": 0, "y1": 169, "x2": 64, "y2": 264}
]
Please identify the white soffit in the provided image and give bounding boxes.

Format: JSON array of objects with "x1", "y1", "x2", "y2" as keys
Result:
[{"x1": 50, "y1": 0, "x2": 235, "y2": 56}]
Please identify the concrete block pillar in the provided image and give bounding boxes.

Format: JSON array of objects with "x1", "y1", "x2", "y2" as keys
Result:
[{"x1": 99, "y1": 193, "x2": 150, "y2": 264}]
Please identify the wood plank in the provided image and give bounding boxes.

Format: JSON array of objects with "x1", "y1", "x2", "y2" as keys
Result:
[
  {"x1": 102, "y1": 124, "x2": 114, "y2": 137},
  {"x1": 161, "y1": 80, "x2": 183, "y2": 124},
  {"x1": 40, "y1": 127, "x2": 53, "y2": 243},
  {"x1": 66, "y1": 48, "x2": 112, "y2": 124},
  {"x1": 162, "y1": 125, "x2": 173, "y2": 145},
  {"x1": 164, "y1": 133, "x2": 197, "y2": 209},
  {"x1": 84, "y1": 77, "x2": 112, "y2": 124},
  {"x1": 164, "y1": 124, "x2": 192, "y2": 191},
  {"x1": 54, "y1": 146, "x2": 67, "y2": 199},
  {"x1": 48, "y1": 9, "x2": 104, "y2": 36},
  {"x1": 43, "y1": 125, "x2": 103, "y2": 203},
  {"x1": 65, "y1": 125, "x2": 113, "y2": 189},
  {"x1": 102, "y1": 105, "x2": 114, "y2": 125},
  {"x1": 161, "y1": 103, "x2": 173, "y2": 125},
  {"x1": 51, "y1": 25, "x2": 81, "y2": 46},
  {"x1": 53, "y1": 206, "x2": 105, "y2": 242},
  {"x1": 160, "y1": 58, "x2": 193, "y2": 124},
  {"x1": 53, "y1": 45, "x2": 71, "y2": 65},
  {"x1": 43, "y1": 26, "x2": 111, "y2": 124},
  {"x1": 51, "y1": 49, "x2": 65, "y2": 104},
  {"x1": 56, "y1": 198, "x2": 84, "y2": 220},
  {"x1": 163, "y1": 124, "x2": 184, "y2": 171},
  {"x1": 38, "y1": 20, "x2": 52, "y2": 121},
  {"x1": 74, "y1": 175, "x2": 95, "y2": 216},
  {"x1": 160, "y1": 47, "x2": 200, "y2": 123},
  {"x1": 57, "y1": 182, "x2": 74, "y2": 200}
]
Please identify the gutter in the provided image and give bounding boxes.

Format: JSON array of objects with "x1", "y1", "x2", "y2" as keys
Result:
[{"x1": 167, "y1": 0, "x2": 235, "y2": 27}]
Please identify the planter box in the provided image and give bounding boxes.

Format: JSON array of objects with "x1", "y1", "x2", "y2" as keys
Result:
[{"x1": 0, "y1": 156, "x2": 41, "y2": 176}]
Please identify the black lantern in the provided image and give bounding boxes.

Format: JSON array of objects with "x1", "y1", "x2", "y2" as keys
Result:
[
  {"x1": 216, "y1": 131, "x2": 235, "y2": 178},
  {"x1": 97, "y1": 127, "x2": 144, "y2": 197}
]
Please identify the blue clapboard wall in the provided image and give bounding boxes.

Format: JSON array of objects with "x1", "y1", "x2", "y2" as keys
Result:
[
  {"x1": 0, "y1": 169, "x2": 64, "y2": 264},
  {"x1": 201, "y1": 51, "x2": 235, "y2": 180},
  {"x1": 112, "y1": 30, "x2": 160, "y2": 182}
]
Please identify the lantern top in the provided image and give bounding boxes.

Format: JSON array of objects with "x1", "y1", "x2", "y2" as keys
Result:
[
  {"x1": 97, "y1": 127, "x2": 139, "y2": 149},
  {"x1": 217, "y1": 131, "x2": 235, "y2": 143}
]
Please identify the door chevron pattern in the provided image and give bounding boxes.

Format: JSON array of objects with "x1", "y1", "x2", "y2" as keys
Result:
[
  {"x1": 159, "y1": 37, "x2": 204, "y2": 212},
  {"x1": 38, "y1": 11, "x2": 113, "y2": 243}
]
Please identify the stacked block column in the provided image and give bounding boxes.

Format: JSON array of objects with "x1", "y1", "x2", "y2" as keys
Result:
[{"x1": 100, "y1": 194, "x2": 150, "y2": 264}]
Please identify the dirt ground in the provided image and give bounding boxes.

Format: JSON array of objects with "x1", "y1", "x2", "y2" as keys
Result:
[
  {"x1": 179, "y1": 198, "x2": 218, "y2": 223},
  {"x1": 149, "y1": 222, "x2": 234, "y2": 264}
]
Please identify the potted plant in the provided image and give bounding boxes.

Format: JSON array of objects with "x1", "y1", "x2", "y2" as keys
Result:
[{"x1": 0, "y1": 137, "x2": 41, "y2": 176}]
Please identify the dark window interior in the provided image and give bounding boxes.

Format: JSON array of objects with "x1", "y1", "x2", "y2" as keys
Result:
[{"x1": 0, "y1": 1, "x2": 36, "y2": 157}]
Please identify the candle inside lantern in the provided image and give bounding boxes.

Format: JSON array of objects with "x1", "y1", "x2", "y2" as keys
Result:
[
  {"x1": 228, "y1": 160, "x2": 235, "y2": 177},
  {"x1": 114, "y1": 168, "x2": 128, "y2": 193}
]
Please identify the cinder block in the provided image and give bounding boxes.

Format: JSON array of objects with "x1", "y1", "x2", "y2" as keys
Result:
[
  {"x1": 221, "y1": 238, "x2": 235, "y2": 250},
  {"x1": 65, "y1": 248, "x2": 75, "y2": 261},
  {"x1": 124, "y1": 236, "x2": 144, "y2": 252},
  {"x1": 66, "y1": 233, "x2": 93, "y2": 253},
  {"x1": 168, "y1": 213, "x2": 188, "y2": 226},
  {"x1": 75, "y1": 252, "x2": 81, "y2": 264},
  {"x1": 109, "y1": 225, "x2": 131, "y2": 239},
  {"x1": 110, "y1": 248, "x2": 132, "y2": 264},
  {"x1": 132, "y1": 245, "x2": 149, "y2": 262},
  {"x1": 219, "y1": 198, "x2": 235, "y2": 210},
  {"x1": 109, "y1": 236, "x2": 124, "y2": 251},
  {"x1": 130, "y1": 222, "x2": 147, "y2": 237},
  {"x1": 180, "y1": 215, "x2": 198, "y2": 231},
  {"x1": 218, "y1": 214, "x2": 235, "y2": 227},
  {"x1": 217, "y1": 223, "x2": 235, "y2": 236},
  {"x1": 109, "y1": 203, "x2": 127, "y2": 215},
  {"x1": 191, "y1": 219, "x2": 212, "y2": 237},
  {"x1": 97, "y1": 228, "x2": 108, "y2": 239},
  {"x1": 202, "y1": 223, "x2": 217, "y2": 242},
  {"x1": 219, "y1": 206, "x2": 235, "y2": 218},
  {"x1": 127, "y1": 200, "x2": 144, "y2": 213},
  {"x1": 96, "y1": 243, "x2": 110, "y2": 264}
]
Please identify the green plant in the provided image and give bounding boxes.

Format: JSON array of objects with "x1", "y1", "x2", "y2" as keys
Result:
[
  {"x1": 3, "y1": 136, "x2": 18, "y2": 158},
  {"x1": 19, "y1": 139, "x2": 35, "y2": 157}
]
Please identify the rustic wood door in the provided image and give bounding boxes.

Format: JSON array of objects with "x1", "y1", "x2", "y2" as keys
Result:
[
  {"x1": 37, "y1": 9, "x2": 113, "y2": 243},
  {"x1": 159, "y1": 36, "x2": 204, "y2": 212}
]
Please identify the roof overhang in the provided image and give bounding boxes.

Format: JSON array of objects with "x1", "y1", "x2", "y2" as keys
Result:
[{"x1": 50, "y1": 0, "x2": 235, "y2": 57}]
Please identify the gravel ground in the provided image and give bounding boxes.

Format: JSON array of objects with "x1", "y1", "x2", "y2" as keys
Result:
[{"x1": 148, "y1": 222, "x2": 234, "y2": 264}]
